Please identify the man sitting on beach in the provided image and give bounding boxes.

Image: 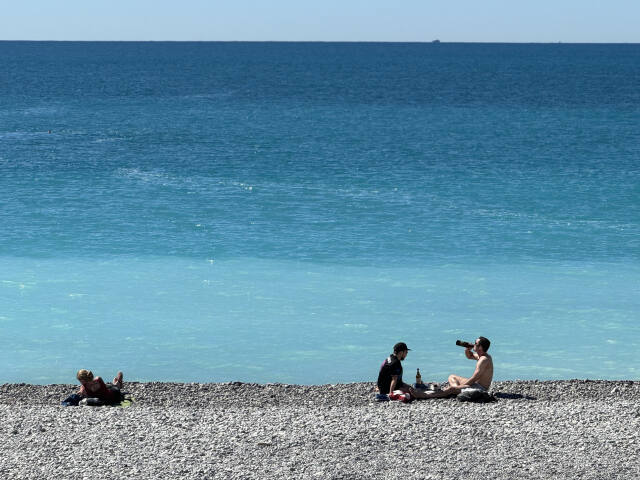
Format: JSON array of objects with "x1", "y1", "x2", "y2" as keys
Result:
[
  {"x1": 377, "y1": 342, "x2": 430, "y2": 400},
  {"x1": 426, "y1": 336, "x2": 493, "y2": 398}
]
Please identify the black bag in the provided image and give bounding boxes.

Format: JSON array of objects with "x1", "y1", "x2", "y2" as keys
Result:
[
  {"x1": 61, "y1": 394, "x2": 82, "y2": 406},
  {"x1": 457, "y1": 388, "x2": 496, "y2": 403}
]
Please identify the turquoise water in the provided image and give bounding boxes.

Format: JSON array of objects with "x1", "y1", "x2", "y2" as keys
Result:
[{"x1": 1, "y1": 42, "x2": 639, "y2": 383}]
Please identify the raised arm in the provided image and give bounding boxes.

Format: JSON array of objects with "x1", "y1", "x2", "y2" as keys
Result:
[{"x1": 465, "y1": 347, "x2": 479, "y2": 360}]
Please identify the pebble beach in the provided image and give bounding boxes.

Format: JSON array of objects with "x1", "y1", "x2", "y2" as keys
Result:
[{"x1": 1, "y1": 380, "x2": 639, "y2": 479}]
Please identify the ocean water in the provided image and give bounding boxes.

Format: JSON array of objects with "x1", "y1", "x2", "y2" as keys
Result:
[{"x1": 1, "y1": 42, "x2": 639, "y2": 384}]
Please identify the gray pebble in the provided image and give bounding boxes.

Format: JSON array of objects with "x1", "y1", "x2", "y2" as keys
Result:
[{"x1": 0, "y1": 380, "x2": 638, "y2": 479}]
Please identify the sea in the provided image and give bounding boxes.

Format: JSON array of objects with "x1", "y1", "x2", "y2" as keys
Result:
[{"x1": 1, "y1": 41, "x2": 639, "y2": 385}]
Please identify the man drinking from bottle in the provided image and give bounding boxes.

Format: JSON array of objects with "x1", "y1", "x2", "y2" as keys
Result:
[{"x1": 426, "y1": 336, "x2": 493, "y2": 398}]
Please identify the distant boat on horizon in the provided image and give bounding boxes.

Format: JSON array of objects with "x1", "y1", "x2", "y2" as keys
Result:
[{"x1": 432, "y1": 39, "x2": 441, "y2": 43}]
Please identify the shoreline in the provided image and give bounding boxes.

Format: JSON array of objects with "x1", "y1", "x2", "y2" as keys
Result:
[{"x1": 1, "y1": 380, "x2": 639, "y2": 479}]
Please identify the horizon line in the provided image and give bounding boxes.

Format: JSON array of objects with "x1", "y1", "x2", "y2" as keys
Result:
[{"x1": 1, "y1": 39, "x2": 639, "y2": 45}]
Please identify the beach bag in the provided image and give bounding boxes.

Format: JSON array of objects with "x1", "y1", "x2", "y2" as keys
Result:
[
  {"x1": 457, "y1": 388, "x2": 496, "y2": 403},
  {"x1": 61, "y1": 394, "x2": 82, "y2": 406}
]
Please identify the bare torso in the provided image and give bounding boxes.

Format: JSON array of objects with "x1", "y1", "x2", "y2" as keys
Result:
[{"x1": 474, "y1": 354, "x2": 493, "y2": 389}]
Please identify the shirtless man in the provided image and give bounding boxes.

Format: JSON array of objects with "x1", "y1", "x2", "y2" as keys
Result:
[{"x1": 426, "y1": 336, "x2": 493, "y2": 398}]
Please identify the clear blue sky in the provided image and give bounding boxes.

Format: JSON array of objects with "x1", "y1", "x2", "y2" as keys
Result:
[{"x1": 2, "y1": 0, "x2": 639, "y2": 43}]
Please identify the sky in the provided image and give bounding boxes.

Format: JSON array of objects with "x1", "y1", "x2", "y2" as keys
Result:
[{"x1": 2, "y1": 0, "x2": 639, "y2": 43}]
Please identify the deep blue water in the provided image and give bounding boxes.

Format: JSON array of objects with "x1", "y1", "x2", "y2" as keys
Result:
[{"x1": 1, "y1": 42, "x2": 639, "y2": 384}]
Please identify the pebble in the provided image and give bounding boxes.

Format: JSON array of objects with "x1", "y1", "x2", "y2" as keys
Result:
[{"x1": 0, "y1": 380, "x2": 638, "y2": 479}]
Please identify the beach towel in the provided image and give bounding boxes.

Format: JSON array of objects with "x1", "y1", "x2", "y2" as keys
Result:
[
  {"x1": 389, "y1": 390, "x2": 412, "y2": 403},
  {"x1": 61, "y1": 392, "x2": 135, "y2": 407}
]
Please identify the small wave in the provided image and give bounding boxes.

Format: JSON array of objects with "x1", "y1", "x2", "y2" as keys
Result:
[
  {"x1": 0, "y1": 131, "x2": 53, "y2": 140},
  {"x1": 343, "y1": 323, "x2": 368, "y2": 329},
  {"x1": 94, "y1": 137, "x2": 123, "y2": 144},
  {"x1": 180, "y1": 92, "x2": 233, "y2": 100},
  {"x1": 115, "y1": 167, "x2": 176, "y2": 187},
  {"x1": 329, "y1": 344, "x2": 367, "y2": 352},
  {"x1": 115, "y1": 167, "x2": 255, "y2": 192},
  {"x1": 2, "y1": 280, "x2": 31, "y2": 289},
  {"x1": 232, "y1": 182, "x2": 253, "y2": 191},
  {"x1": 21, "y1": 106, "x2": 62, "y2": 115},
  {"x1": 51, "y1": 323, "x2": 73, "y2": 330}
]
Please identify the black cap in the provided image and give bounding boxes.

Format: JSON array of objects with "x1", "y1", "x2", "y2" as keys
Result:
[{"x1": 393, "y1": 342, "x2": 410, "y2": 353}]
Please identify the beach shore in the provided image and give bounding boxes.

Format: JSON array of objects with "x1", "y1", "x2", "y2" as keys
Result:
[{"x1": 1, "y1": 380, "x2": 638, "y2": 479}]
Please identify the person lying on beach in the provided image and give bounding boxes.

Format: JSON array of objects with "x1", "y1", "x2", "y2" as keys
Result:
[
  {"x1": 377, "y1": 342, "x2": 431, "y2": 400},
  {"x1": 425, "y1": 336, "x2": 493, "y2": 399},
  {"x1": 76, "y1": 369, "x2": 124, "y2": 405}
]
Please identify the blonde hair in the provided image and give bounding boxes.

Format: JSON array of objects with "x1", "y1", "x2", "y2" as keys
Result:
[{"x1": 77, "y1": 369, "x2": 94, "y2": 382}]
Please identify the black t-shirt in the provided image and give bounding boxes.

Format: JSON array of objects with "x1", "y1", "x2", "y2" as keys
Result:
[{"x1": 377, "y1": 354, "x2": 403, "y2": 394}]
